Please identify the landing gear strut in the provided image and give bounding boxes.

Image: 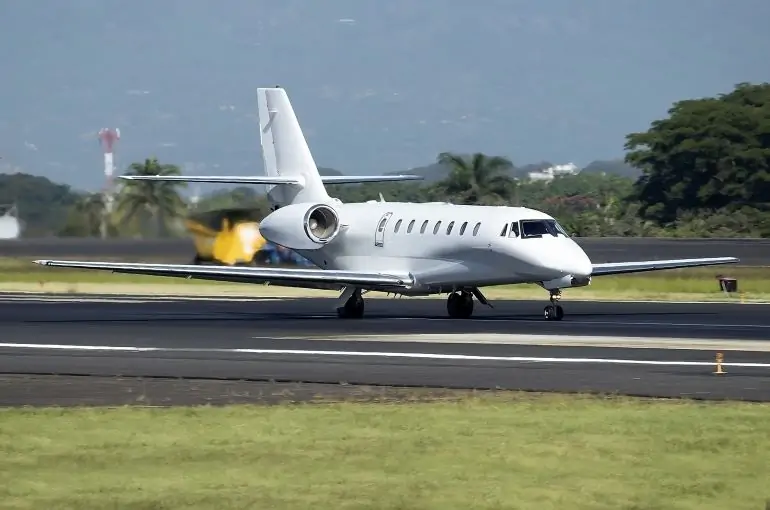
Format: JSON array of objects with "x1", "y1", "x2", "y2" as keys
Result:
[
  {"x1": 447, "y1": 291, "x2": 474, "y2": 319},
  {"x1": 337, "y1": 288, "x2": 365, "y2": 319},
  {"x1": 544, "y1": 289, "x2": 564, "y2": 321}
]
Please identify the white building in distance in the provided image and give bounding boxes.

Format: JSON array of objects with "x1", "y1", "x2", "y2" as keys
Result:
[
  {"x1": 0, "y1": 204, "x2": 21, "y2": 239},
  {"x1": 527, "y1": 163, "x2": 580, "y2": 182}
]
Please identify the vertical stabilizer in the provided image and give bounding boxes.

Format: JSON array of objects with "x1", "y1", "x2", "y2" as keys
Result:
[{"x1": 257, "y1": 87, "x2": 330, "y2": 209}]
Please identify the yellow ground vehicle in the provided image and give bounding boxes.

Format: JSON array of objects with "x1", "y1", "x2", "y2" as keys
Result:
[{"x1": 185, "y1": 208, "x2": 267, "y2": 266}]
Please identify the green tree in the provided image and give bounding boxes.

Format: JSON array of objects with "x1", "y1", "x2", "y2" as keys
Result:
[
  {"x1": 0, "y1": 173, "x2": 80, "y2": 236},
  {"x1": 116, "y1": 158, "x2": 187, "y2": 237},
  {"x1": 624, "y1": 82, "x2": 770, "y2": 224},
  {"x1": 433, "y1": 152, "x2": 515, "y2": 205},
  {"x1": 75, "y1": 193, "x2": 105, "y2": 236}
]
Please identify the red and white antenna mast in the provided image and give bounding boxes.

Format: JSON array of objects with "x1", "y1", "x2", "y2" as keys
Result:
[{"x1": 98, "y1": 128, "x2": 120, "y2": 238}]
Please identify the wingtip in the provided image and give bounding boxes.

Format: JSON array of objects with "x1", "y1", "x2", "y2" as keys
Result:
[{"x1": 33, "y1": 260, "x2": 49, "y2": 266}]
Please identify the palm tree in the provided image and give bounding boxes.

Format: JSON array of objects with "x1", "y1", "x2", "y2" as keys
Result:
[
  {"x1": 435, "y1": 152, "x2": 515, "y2": 205},
  {"x1": 116, "y1": 157, "x2": 187, "y2": 237}
]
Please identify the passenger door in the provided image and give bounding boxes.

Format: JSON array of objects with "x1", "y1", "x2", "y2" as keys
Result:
[{"x1": 374, "y1": 212, "x2": 392, "y2": 247}]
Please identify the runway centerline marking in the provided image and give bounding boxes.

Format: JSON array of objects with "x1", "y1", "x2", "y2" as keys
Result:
[
  {"x1": 389, "y1": 318, "x2": 770, "y2": 328},
  {"x1": 1, "y1": 342, "x2": 769, "y2": 368}
]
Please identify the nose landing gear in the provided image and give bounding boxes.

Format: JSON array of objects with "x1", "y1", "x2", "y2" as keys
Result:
[{"x1": 544, "y1": 289, "x2": 564, "y2": 321}]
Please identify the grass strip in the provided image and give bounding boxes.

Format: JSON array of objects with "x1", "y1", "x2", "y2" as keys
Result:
[{"x1": 1, "y1": 393, "x2": 769, "y2": 509}]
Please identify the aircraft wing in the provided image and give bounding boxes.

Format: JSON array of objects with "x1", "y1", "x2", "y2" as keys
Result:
[
  {"x1": 33, "y1": 260, "x2": 413, "y2": 291},
  {"x1": 591, "y1": 257, "x2": 739, "y2": 277}
]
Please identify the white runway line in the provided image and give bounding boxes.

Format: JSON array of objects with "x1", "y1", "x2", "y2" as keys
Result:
[
  {"x1": 389, "y1": 317, "x2": 770, "y2": 329},
  {"x1": 295, "y1": 333, "x2": 770, "y2": 352},
  {"x1": 1, "y1": 342, "x2": 769, "y2": 368}
]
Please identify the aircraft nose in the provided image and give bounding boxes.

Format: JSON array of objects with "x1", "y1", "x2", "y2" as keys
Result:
[{"x1": 562, "y1": 241, "x2": 592, "y2": 277}]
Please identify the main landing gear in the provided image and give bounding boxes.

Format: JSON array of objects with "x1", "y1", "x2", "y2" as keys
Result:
[
  {"x1": 446, "y1": 288, "x2": 491, "y2": 319},
  {"x1": 335, "y1": 287, "x2": 492, "y2": 320},
  {"x1": 544, "y1": 289, "x2": 565, "y2": 321},
  {"x1": 447, "y1": 290, "x2": 474, "y2": 319},
  {"x1": 336, "y1": 287, "x2": 365, "y2": 319}
]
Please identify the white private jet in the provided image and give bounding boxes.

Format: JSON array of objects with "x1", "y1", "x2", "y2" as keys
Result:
[{"x1": 34, "y1": 86, "x2": 738, "y2": 321}]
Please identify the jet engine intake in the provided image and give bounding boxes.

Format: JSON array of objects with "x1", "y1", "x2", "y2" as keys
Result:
[{"x1": 304, "y1": 204, "x2": 340, "y2": 244}]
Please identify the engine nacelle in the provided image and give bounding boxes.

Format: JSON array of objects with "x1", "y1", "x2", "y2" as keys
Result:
[
  {"x1": 540, "y1": 275, "x2": 592, "y2": 291},
  {"x1": 304, "y1": 204, "x2": 340, "y2": 244},
  {"x1": 259, "y1": 202, "x2": 343, "y2": 251}
]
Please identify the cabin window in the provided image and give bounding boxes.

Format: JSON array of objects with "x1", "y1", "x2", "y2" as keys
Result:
[
  {"x1": 407, "y1": 220, "x2": 415, "y2": 233},
  {"x1": 473, "y1": 222, "x2": 481, "y2": 236},
  {"x1": 377, "y1": 218, "x2": 387, "y2": 232},
  {"x1": 446, "y1": 221, "x2": 455, "y2": 235},
  {"x1": 420, "y1": 220, "x2": 429, "y2": 234},
  {"x1": 500, "y1": 223, "x2": 508, "y2": 237},
  {"x1": 433, "y1": 221, "x2": 442, "y2": 234},
  {"x1": 394, "y1": 219, "x2": 402, "y2": 233},
  {"x1": 508, "y1": 221, "x2": 520, "y2": 238},
  {"x1": 459, "y1": 221, "x2": 468, "y2": 235}
]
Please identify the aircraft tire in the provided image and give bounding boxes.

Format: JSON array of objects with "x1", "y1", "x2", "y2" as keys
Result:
[
  {"x1": 337, "y1": 295, "x2": 365, "y2": 319},
  {"x1": 544, "y1": 305, "x2": 564, "y2": 321},
  {"x1": 447, "y1": 292, "x2": 473, "y2": 319}
]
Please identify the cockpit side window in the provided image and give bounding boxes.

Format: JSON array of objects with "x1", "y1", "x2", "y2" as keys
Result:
[
  {"x1": 508, "y1": 222, "x2": 520, "y2": 238},
  {"x1": 519, "y1": 219, "x2": 569, "y2": 238},
  {"x1": 500, "y1": 223, "x2": 508, "y2": 237},
  {"x1": 550, "y1": 220, "x2": 570, "y2": 236}
]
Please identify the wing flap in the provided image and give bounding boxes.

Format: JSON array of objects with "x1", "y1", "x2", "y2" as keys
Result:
[
  {"x1": 591, "y1": 257, "x2": 739, "y2": 276},
  {"x1": 33, "y1": 260, "x2": 413, "y2": 290}
]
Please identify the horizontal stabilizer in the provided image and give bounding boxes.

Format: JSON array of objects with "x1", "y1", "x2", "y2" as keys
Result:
[
  {"x1": 119, "y1": 174, "x2": 424, "y2": 186},
  {"x1": 321, "y1": 175, "x2": 423, "y2": 184},
  {"x1": 33, "y1": 260, "x2": 413, "y2": 290},
  {"x1": 119, "y1": 175, "x2": 302, "y2": 185},
  {"x1": 591, "y1": 257, "x2": 739, "y2": 277}
]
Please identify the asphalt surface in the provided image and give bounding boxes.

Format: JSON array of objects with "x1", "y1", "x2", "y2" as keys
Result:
[
  {"x1": 3, "y1": 237, "x2": 769, "y2": 265},
  {"x1": 1, "y1": 293, "x2": 769, "y2": 406}
]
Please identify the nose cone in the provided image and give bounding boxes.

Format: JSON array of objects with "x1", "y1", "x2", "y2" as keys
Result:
[{"x1": 561, "y1": 241, "x2": 592, "y2": 277}]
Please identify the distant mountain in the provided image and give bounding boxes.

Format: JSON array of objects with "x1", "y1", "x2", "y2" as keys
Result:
[
  {"x1": 378, "y1": 158, "x2": 639, "y2": 183},
  {"x1": 318, "y1": 167, "x2": 343, "y2": 176}
]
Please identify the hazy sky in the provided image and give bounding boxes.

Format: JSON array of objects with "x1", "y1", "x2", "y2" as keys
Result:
[{"x1": 1, "y1": 0, "x2": 769, "y2": 190}]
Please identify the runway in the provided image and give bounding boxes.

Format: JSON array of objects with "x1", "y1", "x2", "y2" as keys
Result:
[{"x1": 1, "y1": 292, "x2": 769, "y2": 406}]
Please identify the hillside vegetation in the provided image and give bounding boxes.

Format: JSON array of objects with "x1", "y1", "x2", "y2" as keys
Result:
[{"x1": 2, "y1": 82, "x2": 768, "y2": 238}]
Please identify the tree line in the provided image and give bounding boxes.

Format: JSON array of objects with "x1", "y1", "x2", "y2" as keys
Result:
[{"x1": 2, "y1": 81, "x2": 768, "y2": 238}]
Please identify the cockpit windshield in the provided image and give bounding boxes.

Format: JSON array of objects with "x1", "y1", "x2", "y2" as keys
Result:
[{"x1": 520, "y1": 219, "x2": 569, "y2": 239}]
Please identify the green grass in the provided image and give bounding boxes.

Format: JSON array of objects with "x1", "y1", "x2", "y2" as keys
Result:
[
  {"x1": 1, "y1": 393, "x2": 769, "y2": 509},
  {"x1": 2, "y1": 257, "x2": 769, "y2": 301}
]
